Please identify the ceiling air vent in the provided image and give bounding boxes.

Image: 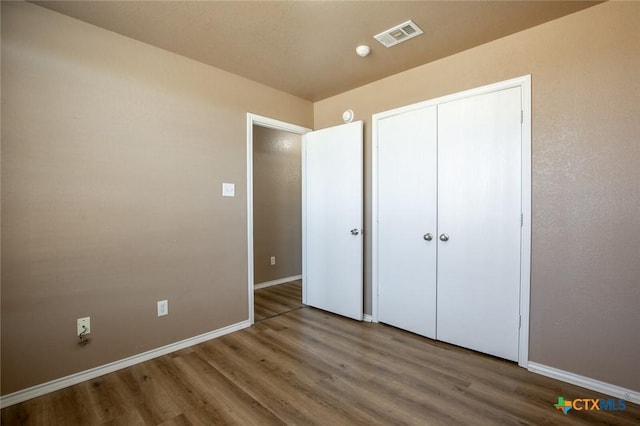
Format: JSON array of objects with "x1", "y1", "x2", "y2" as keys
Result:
[{"x1": 374, "y1": 20, "x2": 424, "y2": 48}]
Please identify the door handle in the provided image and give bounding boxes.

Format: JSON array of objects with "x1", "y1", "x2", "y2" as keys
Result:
[
  {"x1": 439, "y1": 233, "x2": 449, "y2": 242},
  {"x1": 350, "y1": 229, "x2": 360, "y2": 236},
  {"x1": 423, "y1": 233, "x2": 433, "y2": 241}
]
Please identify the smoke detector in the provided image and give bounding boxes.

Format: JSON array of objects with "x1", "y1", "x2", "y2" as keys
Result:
[
  {"x1": 374, "y1": 20, "x2": 423, "y2": 48},
  {"x1": 356, "y1": 45, "x2": 371, "y2": 57}
]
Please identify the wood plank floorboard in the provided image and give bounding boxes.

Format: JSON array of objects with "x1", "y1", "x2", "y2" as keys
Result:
[
  {"x1": 2, "y1": 307, "x2": 639, "y2": 425},
  {"x1": 253, "y1": 280, "x2": 303, "y2": 322}
]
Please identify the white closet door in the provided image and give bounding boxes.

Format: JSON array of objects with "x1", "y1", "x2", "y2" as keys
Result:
[
  {"x1": 377, "y1": 107, "x2": 437, "y2": 338},
  {"x1": 437, "y1": 88, "x2": 522, "y2": 361},
  {"x1": 303, "y1": 121, "x2": 363, "y2": 321}
]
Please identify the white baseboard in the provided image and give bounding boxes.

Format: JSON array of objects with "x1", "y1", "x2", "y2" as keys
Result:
[
  {"x1": 363, "y1": 314, "x2": 373, "y2": 322},
  {"x1": 254, "y1": 275, "x2": 302, "y2": 290},
  {"x1": 0, "y1": 319, "x2": 251, "y2": 409},
  {"x1": 528, "y1": 362, "x2": 639, "y2": 405}
]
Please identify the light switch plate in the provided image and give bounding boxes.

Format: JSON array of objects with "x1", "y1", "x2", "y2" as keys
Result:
[
  {"x1": 157, "y1": 300, "x2": 168, "y2": 317},
  {"x1": 222, "y1": 182, "x2": 235, "y2": 197}
]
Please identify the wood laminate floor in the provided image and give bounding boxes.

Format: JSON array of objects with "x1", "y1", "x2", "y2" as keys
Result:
[
  {"x1": 2, "y1": 307, "x2": 638, "y2": 425},
  {"x1": 254, "y1": 280, "x2": 303, "y2": 322}
]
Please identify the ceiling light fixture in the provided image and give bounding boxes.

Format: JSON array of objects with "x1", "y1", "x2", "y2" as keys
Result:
[{"x1": 356, "y1": 45, "x2": 371, "y2": 57}]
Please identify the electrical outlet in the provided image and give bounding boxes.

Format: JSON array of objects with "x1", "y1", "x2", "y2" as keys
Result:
[
  {"x1": 270, "y1": 256, "x2": 276, "y2": 266},
  {"x1": 77, "y1": 317, "x2": 91, "y2": 336},
  {"x1": 157, "y1": 300, "x2": 168, "y2": 317}
]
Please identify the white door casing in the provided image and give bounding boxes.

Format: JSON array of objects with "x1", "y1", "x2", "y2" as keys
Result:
[
  {"x1": 246, "y1": 114, "x2": 311, "y2": 325},
  {"x1": 377, "y1": 106, "x2": 438, "y2": 338},
  {"x1": 303, "y1": 121, "x2": 364, "y2": 320},
  {"x1": 372, "y1": 76, "x2": 531, "y2": 366}
]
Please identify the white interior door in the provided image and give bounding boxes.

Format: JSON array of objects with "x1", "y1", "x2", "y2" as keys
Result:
[
  {"x1": 377, "y1": 107, "x2": 437, "y2": 338},
  {"x1": 437, "y1": 88, "x2": 522, "y2": 361},
  {"x1": 303, "y1": 121, "x2": 363, "y2": 320}
]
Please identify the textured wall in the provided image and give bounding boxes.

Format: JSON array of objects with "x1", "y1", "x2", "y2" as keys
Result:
[
  {"x1": 2, "y1": 0, "x2": 638, "y2": 398},
  {"x1": 1, "y1": 2, "x2": 312, "y2": 395},
  {"x1": 252, "y1": 126, "x2": 302, "y2": 284},
  {"x1": 314, "y1": 1, "x2": 639, "y2": 391}
]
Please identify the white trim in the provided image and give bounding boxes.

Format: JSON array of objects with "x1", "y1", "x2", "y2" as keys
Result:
[
  {"x1": 254, "y1": 275, "x2": 302, "y2": 290},
  {"x1": 371, "y1": 110, "x2": 380, "y2": 323},
  {"x1": 363, "y1": 314, "x2": 373, "y2": 323},
  {"x1": 518, "y1": 76, "x2": 532, "y2": 368},
  {"x1": 246, "y1": 113, "x2": 311, "y2": 325},
  {"x1": 0, "y1": 319, "x2": 250, "y2": 409},
  {"x1": 528, "y1": 362, "x2": 640, "y2": 405},
  {"x1": 301, "y1": 134, "x2": 307, "y2": 306},
  {"x1": 371, "y1": 76, "x2": 532, "y2": 367}
]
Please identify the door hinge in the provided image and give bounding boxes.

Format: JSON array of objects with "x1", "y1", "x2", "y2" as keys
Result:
[
  {"x1": 520, "y1": 213, "x2": 523, "y2": 226},
  {"x1": 519, "y1": 315, "x2": 522, "y2": 329},
  {"x1": 520, "y1": 110, "x2": 523, "y2": 124}
]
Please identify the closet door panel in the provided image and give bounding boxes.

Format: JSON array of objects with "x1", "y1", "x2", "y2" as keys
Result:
[
  {"x1": 437, "y1": 88, "x2": 522, "y2": 361},
  {"x1": 377, "y1": 106, "x2": 437, "y2": 338}
]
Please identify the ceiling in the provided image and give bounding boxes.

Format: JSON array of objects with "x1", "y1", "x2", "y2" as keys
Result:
[{"x1": 31, "y1": 1, "x2": 601, "y2": 102}]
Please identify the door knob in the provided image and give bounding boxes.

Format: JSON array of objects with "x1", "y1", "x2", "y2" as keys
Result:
[
  {"x1": 423, "y1": 233, "x2": 433, "y2": 241},
  {"x1": 439, "y1": 233, "x2": 449, "y2": 242},
  {"x1": 350, "y1": 229, "x2": 360, "y2": 236}
]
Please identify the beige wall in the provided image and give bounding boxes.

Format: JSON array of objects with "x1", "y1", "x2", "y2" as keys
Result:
[
  {"x1": 0, "y1": 2, "x2": 312, "y2": 395},
  {"x1": 314, "y1": 1, "x2": 639, "y2": 391},
  {"x1": 2, "y1": 0, "x2": 639, "y2": 398},
  {"x1": 252, "y1": 126, "x2": 302, "y2": 284}
]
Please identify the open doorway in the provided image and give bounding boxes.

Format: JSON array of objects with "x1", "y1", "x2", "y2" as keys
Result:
[
  {"x1": 254, "y1": 279, "x2": 303, "y2": 322},
  {"x1": 246, "y1": 114, "x2": 311, "y2": 324}
]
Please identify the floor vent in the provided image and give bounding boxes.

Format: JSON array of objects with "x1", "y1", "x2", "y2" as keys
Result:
[{"x1": 374, "y1": 20, "x2": 424, "y2": 48}]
